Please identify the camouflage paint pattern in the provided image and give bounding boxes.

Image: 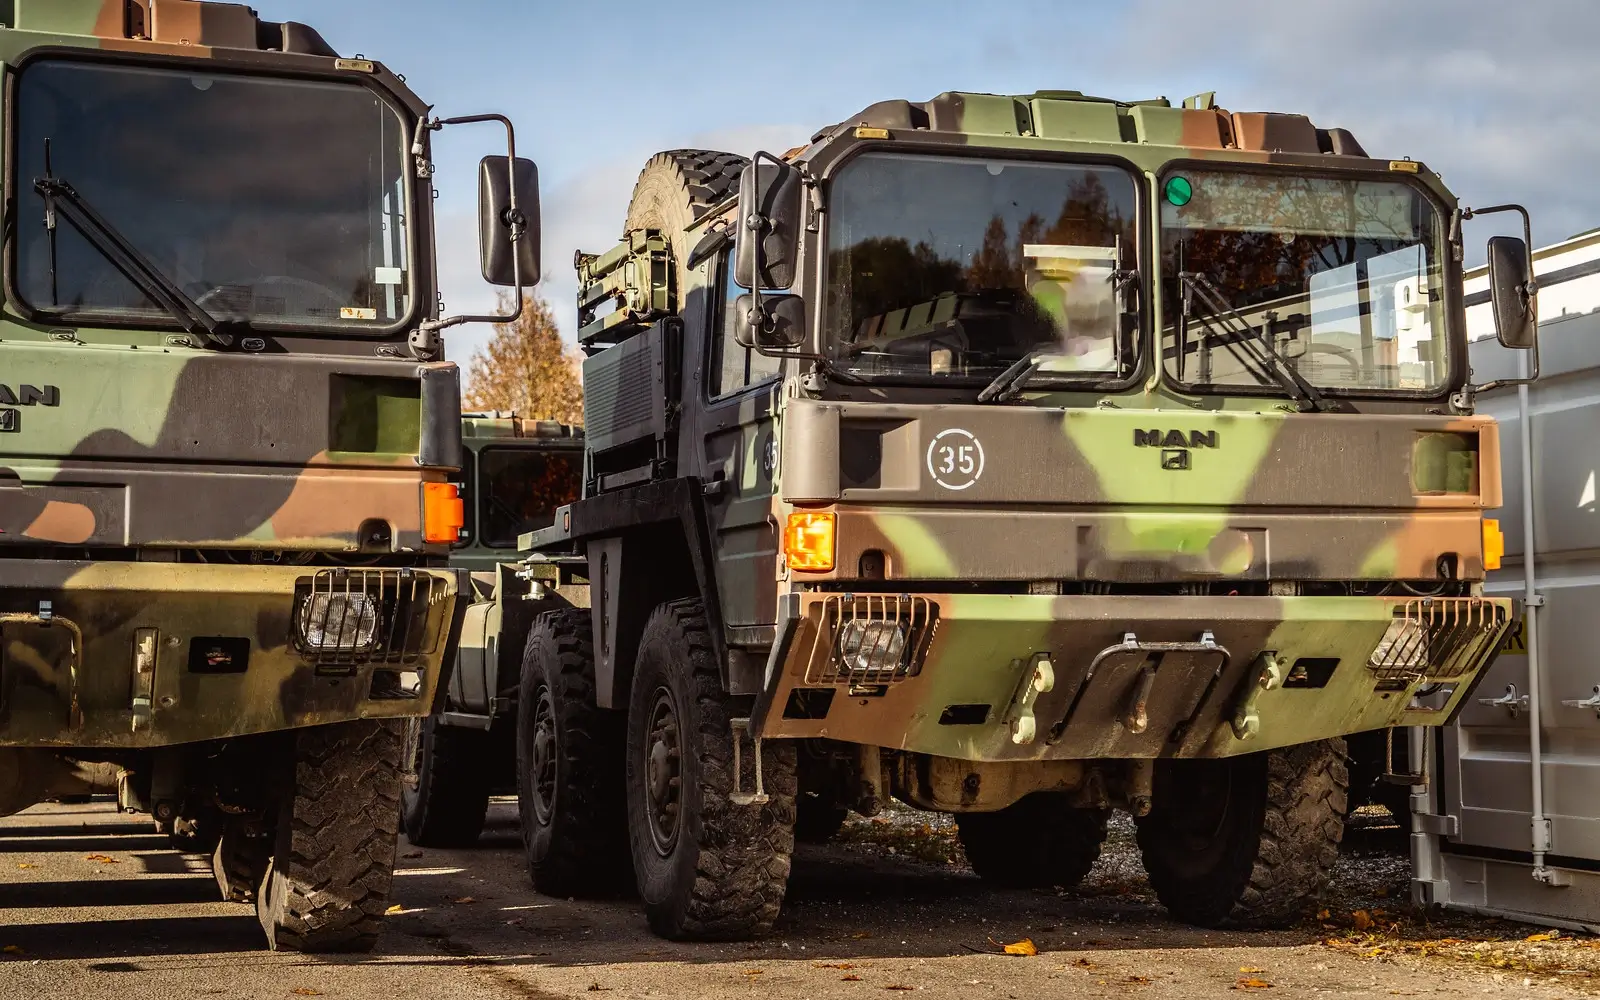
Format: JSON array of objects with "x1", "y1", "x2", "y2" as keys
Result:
[{"x1": 0, "y1": 2, "x2": 465, "y2": 749}]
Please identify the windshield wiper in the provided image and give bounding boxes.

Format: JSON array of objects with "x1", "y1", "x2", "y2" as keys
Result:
[
  {"x1": 976, "y1": 349, "x2": 1046, "y2": 403},
  {"x1": 1177, "y1": 271, "x2": 1329, "y2": 412},
  {"x1": 35, "y1": 152, "x2": 229, "y2": 347}
]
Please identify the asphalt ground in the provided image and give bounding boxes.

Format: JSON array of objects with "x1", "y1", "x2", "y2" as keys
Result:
[{"x1": 0, "y1": 798, "x2": 1594, "y2": 999}]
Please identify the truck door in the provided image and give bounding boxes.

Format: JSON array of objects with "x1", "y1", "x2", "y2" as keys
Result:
[{"x1": 693, "y1": 249, "x2": 782, "y2": 628}]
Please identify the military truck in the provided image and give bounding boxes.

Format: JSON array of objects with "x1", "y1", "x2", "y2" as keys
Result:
[
  {"x1": 401, "y1": 413, "x2": 583, "y2": 847},
  {"x1": 0, "y1": 1, "x2": 541, "y2": 952},
  {"x1": 519, "y1": 92, "x2": 1540, "y2": 940}
]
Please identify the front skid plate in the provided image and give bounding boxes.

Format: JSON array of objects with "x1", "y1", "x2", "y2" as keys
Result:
[
  {"x1": 0, "y1": 560, "x2": 459, "y2": 749},
  {"x1": 758, "y1": 593, "x2": 1510, "y2": 761}
]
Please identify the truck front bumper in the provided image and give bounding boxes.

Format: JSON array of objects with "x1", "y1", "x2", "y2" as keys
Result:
[
  {"x1": 755, "y1": 592, "x2": 1510, "y2": 761},
  {"x1": 0, "y1": 560, "x2": 462, "y2": 749}
]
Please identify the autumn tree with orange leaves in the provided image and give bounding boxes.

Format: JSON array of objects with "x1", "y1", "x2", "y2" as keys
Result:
[{"x1": 462, "y1": 291, "x2": 584, "y2": 425}]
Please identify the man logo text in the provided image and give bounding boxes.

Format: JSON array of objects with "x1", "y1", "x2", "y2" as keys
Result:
[{"x1": 1133, "y1": 429, "x2": 1217, "y2": 449}]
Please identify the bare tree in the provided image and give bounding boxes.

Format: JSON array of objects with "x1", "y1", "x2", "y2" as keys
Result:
[{"x1": 461, "y1": 291, "x2": 583, "y2": 425}]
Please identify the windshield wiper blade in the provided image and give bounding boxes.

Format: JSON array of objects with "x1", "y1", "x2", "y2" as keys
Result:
[
  {"x1": 35, "y1": 168, "x2": 228, "y2": 347},
  {"x1": 1177, "y1": 271, "x2": 1329, "y2": 412},
  {"x1": 976, "y1": 349, "x2": 1045, "y2": 403}
]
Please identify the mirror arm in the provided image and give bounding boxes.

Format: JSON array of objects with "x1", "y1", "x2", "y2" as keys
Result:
[
  {"x1": 419, "y1": 113, "x2": 527, "y2": 336},
  {"x1": 743, "y1": 150, "x2": 787, "y2": 340},
  {"x1": 1463, "y1": 202, "x2": 1540, "y2": 393}
]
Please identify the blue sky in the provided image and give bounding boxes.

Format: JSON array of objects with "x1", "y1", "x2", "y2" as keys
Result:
[{"x1": 259, "y1": 0, "x2": 1600, "y2": 364}]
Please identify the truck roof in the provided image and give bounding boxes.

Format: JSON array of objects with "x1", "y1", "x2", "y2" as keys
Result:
[{"x1": 828, "y1": 90, "x2": 1371, "y2": 158}]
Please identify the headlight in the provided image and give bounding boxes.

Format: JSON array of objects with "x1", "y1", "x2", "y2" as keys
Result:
[
  {"x1": 837, "y1": 619, "x2": 907, "y2": 674},
  {"x1": 1369, "y1": 619, "x2": 1430, "y2": 672},
  {"x1": 298, "y1": 592, "x2": 381, "y2": 652}
]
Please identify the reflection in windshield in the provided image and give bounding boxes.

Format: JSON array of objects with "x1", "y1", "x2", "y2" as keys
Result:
[
  {"x1": 1160, "y1": 169, "x2": 1446, "y2": 393},
  {"x1": 825, "y1": 153, "x2": 1137, "y2": 384},
  {"x1": 16, "y1": 61, "x2": 411, "y2": 333}
]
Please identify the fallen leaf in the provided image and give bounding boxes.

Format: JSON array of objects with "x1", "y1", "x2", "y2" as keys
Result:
[
  {"x1": 453, "y1": 897, "x2": 476, "y2": 904},
  {"x1": 384, "y1": 904, "x2": 405, "y2": 915},
  {"x1": 842, "y1": 975, "x2": 863, "y2": 982},
  {"x1": 291, "y1": 991, "x2": 323, "y2": 997},
  {"x1": 1001, "y1": 937, "x2": 1037, "y2": 957},
  {"x1": 16, "y1": 863, "x2": 36, "y2": 870},
  {"x1": 2, "y1": 945, "x2": 24, "y2": 956},
  {"x1": 1234, "y1": 978, "x2": 1273, "y2": 990},
  {"x1": 1352, "y1": 910, "x2": 1374, "y2": 931},
  {"x1": 84, "y1": 854, "x2": 118, "y2": 864},
  {"x1": 1316, "y1": 909, "x2": 1331, "y2": 921},
  {"x1": 1526, "y1": 932, "x2": 1558, "y2": 943},
  {"x1": 1240, "y1": 967, "x2": 1266, "y2": 974},
  {"x1": 851, "y1": 931, "x2": 873, "y2": 940}
]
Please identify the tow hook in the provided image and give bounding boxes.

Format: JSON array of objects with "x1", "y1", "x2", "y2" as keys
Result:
[
  {"x1": 1231, "y1": 651, "x2": 1286, "y2": 740},
  {"x1": 1003, "y1": 655, "x2": 1055, "y2": 744}
]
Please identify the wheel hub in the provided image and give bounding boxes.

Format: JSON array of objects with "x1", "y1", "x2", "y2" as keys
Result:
[
  {"x1": 529, "y1": 686, "x2": 558, "y2": 824},
  {"x1": 644, "y1": 688, "x2": 682, "y2": 856}
]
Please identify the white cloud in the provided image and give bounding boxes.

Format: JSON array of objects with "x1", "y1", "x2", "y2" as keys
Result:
[{"x1": 1124, "y1": 0, "x2": 1600, "y2": 246}]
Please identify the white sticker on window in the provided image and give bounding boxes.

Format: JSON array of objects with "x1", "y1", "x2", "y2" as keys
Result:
[
  {"x1": 374, "y1": 266, "x2": 404, "y2": 286},
  {"x1": 340, "y1": 307, "x2": 378, "y2": 321}
]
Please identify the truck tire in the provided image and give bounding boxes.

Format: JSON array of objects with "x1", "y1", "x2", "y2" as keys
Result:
[
  {"x1": 517, "y1": 608, "x2": 632, "y2": 897},
  {"x1": 955, "y1": 794, "x2": 1108, "y2": 889},
  {"x1": 212, "y1": 816, "x2": 272, "y2": 903},
  {"x1": 626, "y1": 598, "x2": 797, "y2": 940},
  {"x1": 1135, "y1": 738, "x2": 1348, "y2": 928},
  {"x1": 257, "y1": 720, "x2": 401, "y2": 953},
  {"x1": 625, "y1": 149, "x2": 748, "y2": 294},
  {"x1": 400, "y1": 716, "x2": 491, "y2": 848}
]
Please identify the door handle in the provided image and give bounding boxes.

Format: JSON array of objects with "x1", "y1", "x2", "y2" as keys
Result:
[
  {"x1": 1561, "y1": 685, "x2": 1600, "y2": 717},
  {"x1": 702, "y1": 474, "x2": 727, "y2": 499},
  {"x1": 1478, "y1": 683, "x2": 1530, "y2": 719}
]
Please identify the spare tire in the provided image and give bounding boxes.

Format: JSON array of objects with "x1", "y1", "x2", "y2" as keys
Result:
[{"x1": 623, "y1": 149, "x2": 748, "y2": 298}]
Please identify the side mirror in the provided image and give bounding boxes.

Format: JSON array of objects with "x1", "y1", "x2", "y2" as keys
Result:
[
  {"x1": 734, "y1": 293, "x2": 805, "y2": 350},
  {"x1": 1486, "y1": 234, "x2": 1536, "y2": 350},
  {"x1": 734, "y1": 156, "x2": 802, "y2": 290},
  {"x1": 478, "y1": 155, "x2": 541, "y2": 287}
]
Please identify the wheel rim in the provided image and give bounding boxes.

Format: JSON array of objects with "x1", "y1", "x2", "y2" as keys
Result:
[
  {"x1": 643, "y1": 686, "x2": 682, "y2": 856},
  {"x1": 1157, "y1": 760, "x2": 1239, "y2": 875},
  {"x1": 529, "y1": 685, "x2": 558, "y2": 825}
]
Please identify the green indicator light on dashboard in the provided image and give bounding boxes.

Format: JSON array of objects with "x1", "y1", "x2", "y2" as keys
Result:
[{"x1": 1164, "y1": 175, "x2": 1193, "y2": 207}]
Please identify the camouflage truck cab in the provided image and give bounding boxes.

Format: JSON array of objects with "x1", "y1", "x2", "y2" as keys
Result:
[
  {"x1": 524, "y1": 93, "x2": 1539, "y2": 938},
  {"x1": 0, "y1": 0, "x2": 540, "y2": 952},
  {"x1": 400, "y1": 412, "x2": 586, "y2": 847}
]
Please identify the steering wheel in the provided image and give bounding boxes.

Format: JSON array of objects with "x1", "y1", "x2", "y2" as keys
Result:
[{"x1": 195, "y1": 275, "x2": 351, "y2": 318}]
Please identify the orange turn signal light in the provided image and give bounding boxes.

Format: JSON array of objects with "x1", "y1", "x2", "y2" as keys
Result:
[
  {"x1": 422, "y1": 481, "x2": 465, "y2": 544},
  {"x1": 1483, "y1": 518, "x2": 1505, "y2": 571},
  {"x1": 784, "y1": 511, "x2": 835, "y2": 572}
]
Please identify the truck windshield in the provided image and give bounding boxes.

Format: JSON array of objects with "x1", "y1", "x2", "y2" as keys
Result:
[
  {"x1": 14, "y1": 60, "x2": 412, "y2": 335},
  {"x1": 824, "y1": 152, "x2": 1139, "y2": 385},
  {"x1": 1160, "y1": 168, "x2": 1448, "y2": 394},
  {"x1": 479, "y1": 448, "x2": 583, "y2": 548}
]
